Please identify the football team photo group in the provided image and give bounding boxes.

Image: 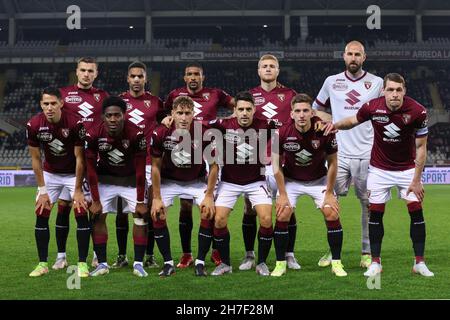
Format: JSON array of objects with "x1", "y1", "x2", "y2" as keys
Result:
[{"x1": 26, "y1": 40, "x2": 436, "y2": 285}]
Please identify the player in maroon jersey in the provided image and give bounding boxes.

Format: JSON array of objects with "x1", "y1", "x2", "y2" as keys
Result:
[
  {"x1": 271, "y1": 93, "x2": 347, "y2": 277},
  {"x1": 323, "y1": 73, "x2": 434, "y2": 277},
  {"x1": 111, "y1": 61, "x2": 165, "y2": 270},
  {"x1": 151, "y1": 96, "x2": 219, "y2": 277},
  {"x1": 207, "y1": 91, "x2": 277, "y2": 276},
  {"x1": 240, "y1": 54, "x2": 300, "y2": 272},
  {"x1": 164, "y1": 63, "x2": 234, "y2": 268},
  {"x1": 53, "y1": 57, "x2": 109, "y2": 270},
  {"x1": 85, "y1": 96, "x2": 148, "y2": 277},
  {"x1": 27, "y1": 87, "x2": 90, "y2": 277}
]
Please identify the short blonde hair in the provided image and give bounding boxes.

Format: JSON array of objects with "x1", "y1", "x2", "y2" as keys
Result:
[
  {"x1": 258, "y1": 54, "x2": 279, "y2": 68},
  {"x1": 172, "y1": 96, "x2": 194, "y2": 111}
]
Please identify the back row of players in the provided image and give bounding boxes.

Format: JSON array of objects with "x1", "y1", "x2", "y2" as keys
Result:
[{"x1": 27, "y1": 40, "x2": 433, "y2": 278}]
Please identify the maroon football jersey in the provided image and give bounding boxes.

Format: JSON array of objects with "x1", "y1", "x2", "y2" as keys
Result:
[
  {"x1": 164, "y1": 87, "x2": 233, "y2": 121},
  {"x1": 120, "y1": 91, "x2": 164, "y2": 165},
  {"x1": 151, "y1": 122, "x2": 209, "y2": 182},
  {"x1": 85, "y1": 122, "x2": 147, "y2": 178},
  {"x1": 275, "y1": 117, "x2": 337, "y2": 181},
  {"x1": 207, "y1": 117, "x2": 277, "y2": 185},
  {"x1": 249, "y1": 84, "x2": 297, "y2": 127},
  {"x1": 60, "y1": 85, "x2": 109, "y2": 131},
  {"x1": 356, "y1": 96, "x2": 428, "y2": 171},
  {"x1": 27, "y1": 111, "x2": 85, "y2": 174}
]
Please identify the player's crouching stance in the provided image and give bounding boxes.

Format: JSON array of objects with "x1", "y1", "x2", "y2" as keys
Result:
[
  {"x1": 324, "y1": 73, "x2": 434, "y2": 277},
  {"x1": 27, "y1": 87, "x2": 90, "y2": 277},
  {"x1": 272, "y1": 94, "x2": 347, "y2": 277},
  {"x1": 151, "y1": 96, "x2": 219, "y2": 277},
  {"x1": 207, "y1": 91, "x2": 276, "y2": 276},
  {"x1": 85, "y1": 96, "x2": 148, "y2": 277}
]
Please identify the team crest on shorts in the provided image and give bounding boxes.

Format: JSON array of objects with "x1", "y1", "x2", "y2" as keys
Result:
[
  {"x1": 61, "y1": 128, "x2": 69, "y2": 138},
  {"x1": 402, "y1": 114, "x2": 411, "y2": 124},
  {"x1": 202, "y1": 93, "x2": 210, "y2": 101},
  {"x1": 144, "y1": 100, "x2": 151, "y2": 108},
  {"x1": 122, "y1": 139, "x2": 130, "y2": 149},
  {"x1": 364, "y1": 81, "x2": 372, "y2": 89},
  {"x1": 311, "y1": 139, "x2": 320, "y2": 149},
  {"x1": 94, "y1": 93, "x2": 101, "y2": 102},
  {"x1": 277, "y1": 94, "x2": 285, "y2": 102}
]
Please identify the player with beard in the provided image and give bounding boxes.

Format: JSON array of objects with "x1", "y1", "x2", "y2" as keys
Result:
[
  {"x1": 164, "y1": 63, "x2": 234, "y2": 269},
  {"x1": 239, "y1": 54, "x2": 300, "y2": 272},
  {"x1": 313, "y1": 41, "x2": 384, "y2": 269},
  {"x1": 113, "y1": 61, "x2": 165, "y2": 270},
  {"x1": 53, "y1": 57, "x2": 109, "y2": 270}
]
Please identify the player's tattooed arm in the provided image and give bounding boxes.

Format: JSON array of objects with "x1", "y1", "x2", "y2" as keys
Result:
[
  {"x1": 407, "y1": 136, "x2": 427, "y2": 202},
  {"x1": 151, "y1": 157, "x2": 165, "y2": 220},
  {"x1": 323, "y1": 152, "x2": 339, "y2": 213},
  {"x1": 29, "y1": 146, "x2": 51, "y2": 215}
]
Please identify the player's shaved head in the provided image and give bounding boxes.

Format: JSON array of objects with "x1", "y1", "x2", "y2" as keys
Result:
[
  {"x1": 343, "y1": 40, "x2": 366, "y2": 75},
  {"x1": 344, "y1": 41, "x2": 365, "y2": 54}
]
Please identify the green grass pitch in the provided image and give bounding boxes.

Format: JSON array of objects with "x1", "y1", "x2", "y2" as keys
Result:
[{"x1": 0, "y1": 185, "x2": 449, "y2": 300}]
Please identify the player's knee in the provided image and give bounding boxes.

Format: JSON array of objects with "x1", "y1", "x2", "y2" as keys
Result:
[
  {"x1": 278, "y1": 209, "x2": 292, "y2": 222},
  {"x1": 324, "y1": 209, "x2": 339, "y2": 221},
  {"x1": 214, "y1": 215, "x2": 228, "y2": 229},
  {"x1": 259, "y1": 214, "x2": 272, "y2": 228}
]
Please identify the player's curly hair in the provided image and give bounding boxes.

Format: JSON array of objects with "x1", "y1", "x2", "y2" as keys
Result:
[
  {"x1": 172, "y1": 96, "x2": 194, "y2": 110},
  {"x1": 102, "y1": 96, "x2": 127, "y2": 113}
]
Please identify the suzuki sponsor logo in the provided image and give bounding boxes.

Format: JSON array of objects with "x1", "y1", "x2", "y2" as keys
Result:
[
  {"x1": 107, "y1": 149, "x2": 125, "y2": 164},
  {"x1": 236, "y1": 143, "x2": 254, "y2": 163},
  {"x1": 78, "y1": 102, "x2": 94, "y2": 118},
  {"x1": 345, "y1": 90, "x2": 361, "y2": 106},
  {"x1": 295, "y1": 149, "x2": 313, "y2": 166},
  {"x1": 48, "y1": 139, "x2": 65, "y2": 155},
  {"x1": 128, "y1": 108, "x2": 145, "y2": 125},
  {"x1": 383, "y1": 123, "x2": 401, "y2": 140},
  {"x1": 261, "y1": 102, "x2": 278, "y2": 119}
]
